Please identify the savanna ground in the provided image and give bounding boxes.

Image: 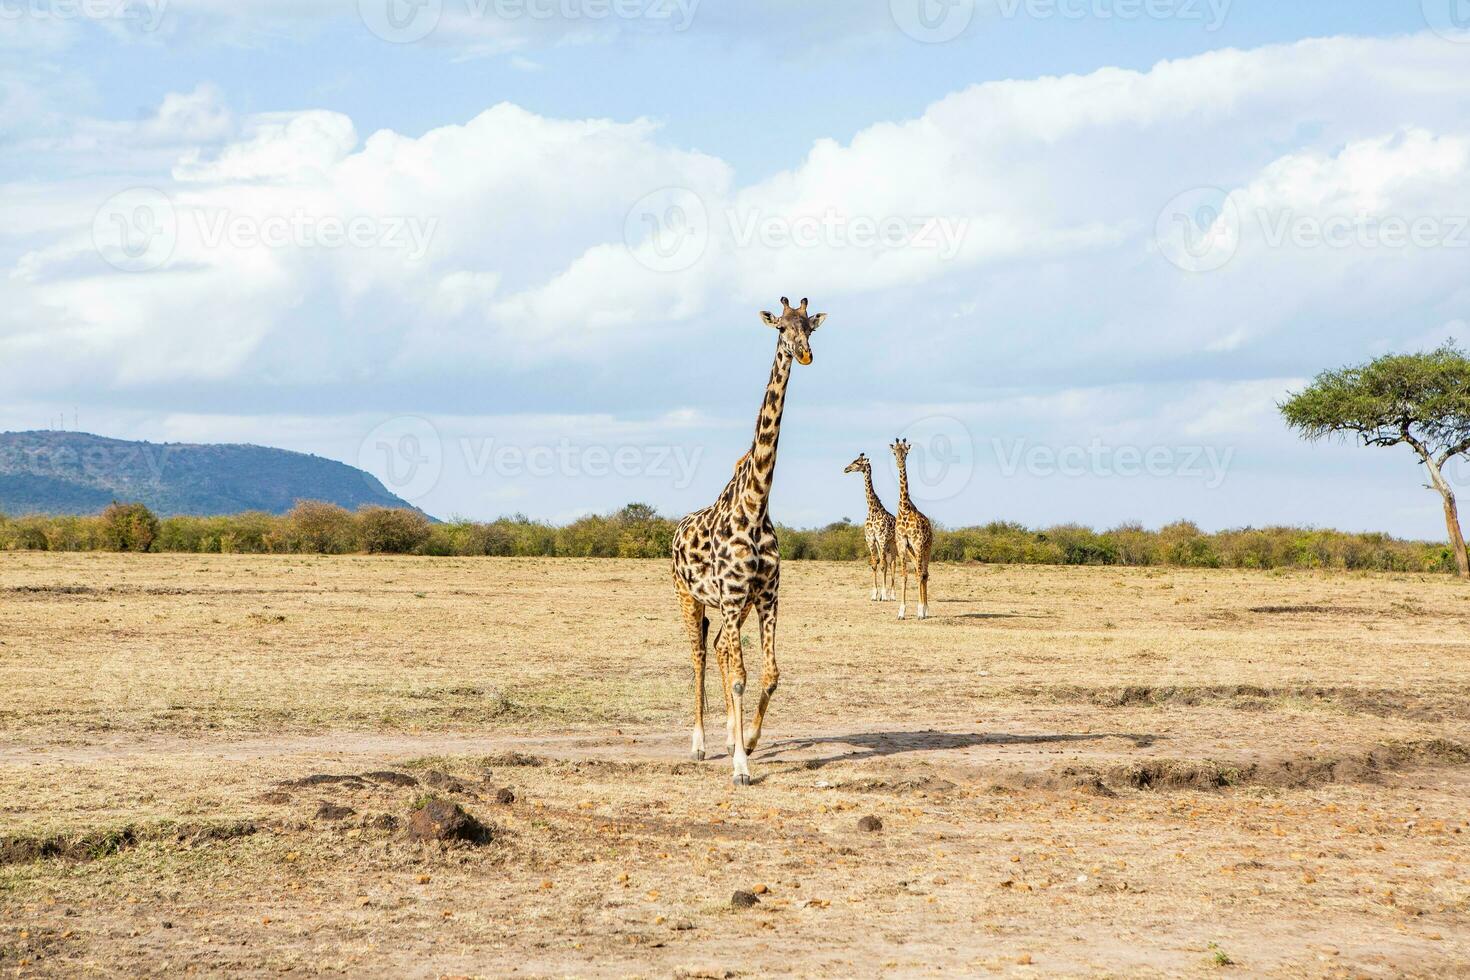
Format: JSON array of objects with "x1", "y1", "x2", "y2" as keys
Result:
[{"x1": 1, "y1": 553, "x2": 1468, "y2": 978}]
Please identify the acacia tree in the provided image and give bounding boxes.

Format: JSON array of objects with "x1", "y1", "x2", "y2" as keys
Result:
[{"x1": 1280, "y1": 344, "x2": 1470, "y2": 577}]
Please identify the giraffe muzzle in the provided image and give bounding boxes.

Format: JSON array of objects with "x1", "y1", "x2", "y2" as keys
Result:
[{"x1": 796, "y1": 351, "x2": 812, "y2": 365}]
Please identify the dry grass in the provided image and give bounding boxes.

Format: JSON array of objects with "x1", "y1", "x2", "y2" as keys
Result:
[{"x1": 2, "y1": 552, "x2": 1469, "y2": 976}]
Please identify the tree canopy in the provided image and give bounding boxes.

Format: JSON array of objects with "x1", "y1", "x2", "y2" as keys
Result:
[
  {"x1": 1281, "y1": 342, "x2": 1470, "y2": 576},
  {"x1": 1280, "y1": 343, "x2": 1470, "y2": 463}
]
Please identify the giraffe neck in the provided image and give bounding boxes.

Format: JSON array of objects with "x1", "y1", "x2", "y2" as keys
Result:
[
  {"x1": 738, "y1": 343, "x2": 793, "y2": 518},
  {"x1": 896, "y1": 455, "x2": 913, "y2": 510},
  {"x1": 862, "y1": 466, "x2": 886, "y2": 516}
]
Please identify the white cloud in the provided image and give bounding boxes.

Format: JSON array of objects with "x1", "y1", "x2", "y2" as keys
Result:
[{"x1": 5, "y1": 31, "x2": 1470, "y2": 523}]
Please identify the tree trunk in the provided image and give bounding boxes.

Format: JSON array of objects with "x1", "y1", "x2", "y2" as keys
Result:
[
  {"x1": 1442, "y1": 487, "x2": 1470, "y2": 578},
  {"x1": 1422, "y1": 454, "x2": 1470, "y2": 578}
]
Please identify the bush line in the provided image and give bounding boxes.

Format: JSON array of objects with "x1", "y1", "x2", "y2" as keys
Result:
[{"x1": 0, "y1": 501, "x2": 1456, "y2": 572}]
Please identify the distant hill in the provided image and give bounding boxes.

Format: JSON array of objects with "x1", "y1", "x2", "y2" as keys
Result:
[{"x1": 0, "y1": 431, "x2": 425, "y2": 517}]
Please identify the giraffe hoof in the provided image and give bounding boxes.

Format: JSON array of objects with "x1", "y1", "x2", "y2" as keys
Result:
[
  {"x1": 732, "y1": 773, "x2": 751, "y2": 787},
  {"x1": 691, "y1": 749, "x2": 705, "y2": 762}
]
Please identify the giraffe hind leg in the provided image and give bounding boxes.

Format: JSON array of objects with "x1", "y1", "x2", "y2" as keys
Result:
[
  {"x1": 918, "y1": 554, "x2": 931, "y2": 619},
  {"x1": 898, "y1": 547, "x2": 910, "y2": 619},
  {"x1": 677, "y1": 583, "x2": 708, "y2": 761}
]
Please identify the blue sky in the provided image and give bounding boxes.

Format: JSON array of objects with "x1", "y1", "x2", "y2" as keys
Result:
[{"x1": 5, "y1": 1, "x2": 1470, "y2": 535}]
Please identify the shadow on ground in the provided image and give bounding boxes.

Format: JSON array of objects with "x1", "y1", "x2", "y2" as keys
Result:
[{"x1": 753, "y1": 728, "x2": 1159, "y2": 769}]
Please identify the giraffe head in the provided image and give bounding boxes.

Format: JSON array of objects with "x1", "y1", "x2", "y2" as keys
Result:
[
  {"x1": 843, "y1": 452, "x2": 871, "y2": 475},
  {"x1": 759, "y1": 296, "x2": 827, "y2": 365},
  {"x1": 890, "y1": 438, "x2": 912, "y2": 466}
]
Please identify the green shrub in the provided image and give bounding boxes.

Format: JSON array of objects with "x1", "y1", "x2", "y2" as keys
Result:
[
  {"x1": 99, "y1": 502, "x2": 159, "y2": 552},
  {"x1": 357, "y1": 506, "x2": 431, "y2": 554},
  {"x1": 287, "y1": 500, "x2": 358, "y2": 554}
]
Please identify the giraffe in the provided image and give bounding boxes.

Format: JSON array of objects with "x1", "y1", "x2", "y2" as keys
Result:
[
  {"x1": 890, "y1": 438, "x2": 934, "y2": 620},
  {"x1": 843, "y1": 453, "x2": 897, "y2": 601},
  {"x1": 671, "y1": 296, "x2": 827, "y2": 786}
]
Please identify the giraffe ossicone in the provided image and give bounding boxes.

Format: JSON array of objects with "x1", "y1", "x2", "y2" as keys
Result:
[{"x1": 671, "y1": 296, "x2": 827, "y2": 786}]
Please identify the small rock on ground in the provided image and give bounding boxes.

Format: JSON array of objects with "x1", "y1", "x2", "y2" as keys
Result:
[
  {"x1": 730, "y1": 890, "x2": 760, "y2": 909},
  {"x1": 857, "y1": 815, "x2": 883, "y2": 832}
]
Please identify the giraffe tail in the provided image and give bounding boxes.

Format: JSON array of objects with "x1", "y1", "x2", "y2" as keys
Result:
[{"x1": 700, "y1": 612, "x2": 711, "y2": 716}]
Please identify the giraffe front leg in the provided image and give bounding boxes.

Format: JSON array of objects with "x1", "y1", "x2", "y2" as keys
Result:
[
  {"x1": 869, "y1": 548, "x2": 881, "y2": 601},
  {"x1": 745, "y1": 596, "x2": 779, "y2": 756},
  {"x1": 720, "y1": 602, "x2": 752, "y2": 786}
]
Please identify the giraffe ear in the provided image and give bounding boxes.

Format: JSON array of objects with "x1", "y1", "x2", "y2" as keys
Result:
[
  {"x1": 760, "y1": 311, "x2": 781, "y2": 327},
  {"x1": 808, "y1": 313, "x2": 827, "y2": 331}
]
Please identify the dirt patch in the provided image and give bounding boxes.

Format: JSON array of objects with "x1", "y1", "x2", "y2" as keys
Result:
[
  {"x1": 286, "y1": 773, "x2": 367, "y2": 788},
  {"x1": 3, "y1": 585, "x2": 102, "y2": 599},
  {"x1": 1008, "y1": 738, "x2": 1470, "y2": 795},
  {"x1": 0, "y1": 819, "x2": 258, "y2": 866},
  {"x1": 1019, "y1": 683, "x2": 1467, "y2": 720},
  {"x1": 1247, "y1": 604, "x2": 1364, "y2": 614}
]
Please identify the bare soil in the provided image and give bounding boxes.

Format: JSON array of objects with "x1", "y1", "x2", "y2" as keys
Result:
[{"x1": 1, "y1": 553, "x2": 1468, "y2": 977}]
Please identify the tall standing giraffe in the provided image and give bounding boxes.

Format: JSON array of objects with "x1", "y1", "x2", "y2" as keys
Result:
[
  {"x1": 890, "y1": 438, "x2": 934, "y2": 620},
  {"x1": 843, "y1": 453, "x2": 897, "y2": 601},
  {"x1": 672, "y1": 297, "x2": 827, "y2": 786}
]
